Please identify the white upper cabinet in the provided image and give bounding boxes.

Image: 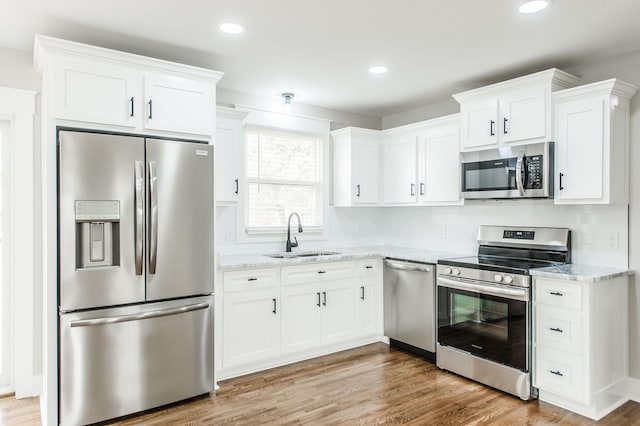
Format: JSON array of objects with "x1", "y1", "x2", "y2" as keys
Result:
[
  {"x1": 417, "y1": 115, "x2": 462, "y2": 204},
  {"x1": 332, "y1": 127, "x2": 382, "y2": 206},
  {"x1": 383, "y1": 131, "x2": 418, "y2": 204},
  {"x1": 454, "y1": 69, "x2": 580, "y2": 152},
  {"x1": 143, "y1": 74, "x2": 215, "y2": 135},
  {"x1": 553, "y1": 79, "x2": 637, "y2": 205},
  {"x1": 35, "y1": 35, "x2": 223, "y2": 137},
  {"x1": 215, "y1": 107, "x2": 248, "y2": 204},
  {"x1": 380, "y1": 115, "x2": 462, "y2": 206}
]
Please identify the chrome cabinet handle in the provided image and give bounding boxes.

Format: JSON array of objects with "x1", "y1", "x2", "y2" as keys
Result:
[
  {"x1": 356, "y1": 184, "x2": 361, "y2": 197},
  {"x1": 420, "y1": 182, "x2": 425, "y2": 196},
  {"x1": 149, "y1": 161, "x2": 158, "y2": 274},
  {"x1": 70, "y1": 302, "x2": 210, "y2": 327},
  {"x1": 322, "y1": 291, "x2": 327, "y2": 306},
  {"x1": 134, "y1": 161, "x2": 144, "y2": 275},
  {"x1": 410, "y1": 183, "x2": 415, "y2": 196},
  {"x1": 316, "y1": 292, "x2": 321, "y2": 307},
  {"x1": 515, "y1": 155, "x2": 525, "y2": 197}
]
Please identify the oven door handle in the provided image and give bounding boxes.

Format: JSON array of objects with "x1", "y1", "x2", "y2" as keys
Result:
[
  {"x1": 515, "y1": 155, "x2": 525, "y2": 197},
  {"x1": 437, "y1": 276, "x2": 528, "y2": 302}
]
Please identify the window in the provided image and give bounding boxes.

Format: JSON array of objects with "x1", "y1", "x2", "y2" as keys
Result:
[{"x1": 245, "y1": 127, "x2": 323, "y2": 233}]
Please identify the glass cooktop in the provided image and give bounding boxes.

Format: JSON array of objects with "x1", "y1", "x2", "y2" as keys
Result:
[{"x1": 438, "y1": 255, "x2": 562, "y2": 275}]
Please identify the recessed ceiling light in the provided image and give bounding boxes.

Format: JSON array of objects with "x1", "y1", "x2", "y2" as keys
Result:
[
  {"x1": 219, "y1": 22, "x2": 246, "y2": 34},
  {"x1": 519, "y1": 0, "x2": 550, "y2": 14},
  {"x1": 369, "y1": 65, "x2": 389, "y2": 74}
]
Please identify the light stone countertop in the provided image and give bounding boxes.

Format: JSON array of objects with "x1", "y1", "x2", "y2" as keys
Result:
[
  {"x1": 530, "y1": 264, "x2": 634, "y2": 283},
  {"x1": 217, "y1": 245, "x2": 472, "y2": 271}
]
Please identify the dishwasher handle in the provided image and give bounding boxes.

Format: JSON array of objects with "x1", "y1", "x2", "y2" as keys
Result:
[{"x1": 384, "y1": 259, "x2": 432, "y2": 273}]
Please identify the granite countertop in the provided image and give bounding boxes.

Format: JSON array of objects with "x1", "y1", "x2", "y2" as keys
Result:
[
  {"x1": 217, "y1": 245, "x2": 472, "y2": 271},
  {"x1": 530, "y1": 264, "x2": 634, "y2": 283}
]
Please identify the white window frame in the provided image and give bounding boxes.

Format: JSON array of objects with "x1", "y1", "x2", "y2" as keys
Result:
[{"x1": 235, "y1": 108, "x2": 331, "y2": 244}]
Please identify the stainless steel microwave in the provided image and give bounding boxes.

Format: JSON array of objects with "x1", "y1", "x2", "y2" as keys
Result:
[{"x1": 460, "y1": 142, "x2": 554, "y2": 199}]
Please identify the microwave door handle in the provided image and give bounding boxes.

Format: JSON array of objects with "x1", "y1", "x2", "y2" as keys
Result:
[{"x1": 515, "y1": 155, "x2": 525, "y2": 197}]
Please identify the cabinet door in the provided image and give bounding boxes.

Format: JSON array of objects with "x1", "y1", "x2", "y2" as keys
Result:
[
  {"x1": 52, "y1": 57, "x2": 140, "y2": 127},
  {"x1": 383, "y1": 134, "x2": 417, "y2": 204},
  {"x1": 281, "y1": 284, "x2": 322, "y2": 354},
  {"x1": 555, "y1": 97, "x2": 605, "y2": 202},
  {"x1": 321, "y1": 280, "x2": 357, "y2": 345},
  {"x1": 144, "y1": 74, "x2": 215, "y2": 135},
  {"x1": 357, "y1": 283, "x2": 377, "y2": 338},
  {"x1": 460, "y1": 98, "x2": 498, "y2": 150},
  {"x1": 215, "y1": 113, "x2": 245, "y2": 204},
  {"x1": 352, "y1": 139, "x2": 380, "y2": 204},
  {"x1": 500, "y1": 87, "x2": 546, "y2": 144},
  {"x1": 418, "y1": 125, "x2": 461, "y2": 203},
  {"x1": 222, "y1": 290, "x2": 280, "y2": 368}
]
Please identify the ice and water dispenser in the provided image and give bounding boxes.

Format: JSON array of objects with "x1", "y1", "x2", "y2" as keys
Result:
[{"x1": 75, "y1": 200, "x2": 120, "y2": 268}]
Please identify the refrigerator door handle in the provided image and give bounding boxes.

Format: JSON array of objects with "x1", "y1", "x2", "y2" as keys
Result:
[
  {"x1": 134, "y1": 160, "x2": 144, "y2": 275},
  {"x1": 69, "y1": 302, "x2": 210, "y2": 327},
  {"x1": 149, "y1": 161, "x2": 158, "y2": 274}
]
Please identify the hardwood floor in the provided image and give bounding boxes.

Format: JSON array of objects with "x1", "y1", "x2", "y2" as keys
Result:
[{"x1": 2, "y1": 343, "x2": 640, "y2": 425}]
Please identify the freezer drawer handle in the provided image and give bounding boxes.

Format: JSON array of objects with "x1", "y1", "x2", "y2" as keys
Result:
[
  {"x1": 69, "y1": 302, "x2": 210, "y2": 327},
  {"x1": 384, "y1": 260, "x2": 431, "y2": 273},
  {"x1": 134, "y1": 160, "x2": 144, "y2": 275},
  {"x1": 149, "y1": 161, "x2": 158, "y2": 274}
]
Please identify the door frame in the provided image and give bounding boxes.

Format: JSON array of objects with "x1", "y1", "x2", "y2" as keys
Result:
[{"x1": 0, "y1": 87, "x2": 38, "y2": 397}]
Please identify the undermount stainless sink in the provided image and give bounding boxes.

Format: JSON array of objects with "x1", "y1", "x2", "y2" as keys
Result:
[{"x1": 265, "y1": 250, "x2": 340, "y2": 259}]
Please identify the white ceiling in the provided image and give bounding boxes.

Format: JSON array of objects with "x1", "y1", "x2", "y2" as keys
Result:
[{"x1": 2, "y1": 0, "x2": 640, "y2": 117}]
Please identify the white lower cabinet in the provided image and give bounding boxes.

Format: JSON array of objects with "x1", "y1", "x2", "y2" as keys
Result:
[
  {"x1": 218, "y1": 259, "x2": 383, "y2": 380},
  {"x1": 222, "y1": 289, "x2": 280, "y2": 368},
  {"x1": 533, "y1": 275, "x2": 628, "y2": 420}
]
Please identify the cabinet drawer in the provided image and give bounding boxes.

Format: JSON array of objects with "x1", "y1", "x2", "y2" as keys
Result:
[
  {"x1": 223, "y1": 268, "x2": 279, "y2": 292},
  {"x1": 535, "y1": 279, "x2": 583, "y2": 310},
  {"x1": 535, "y1": 347, "x2": 585, "y2": 403},
  {"x1": 536, "y1": 306, "x2": 583, "y2": 354},
  {"x1": 358, "y1": 258, "x2": 380, "y2": 277},
  {"x1": 282, "y1": 261, "x2": 356, "y2": 286}
]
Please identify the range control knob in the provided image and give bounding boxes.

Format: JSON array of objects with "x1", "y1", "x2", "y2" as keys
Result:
[
  {"x1": 452, "y1": 268, "x2": 461, "y2": 276},
  {"x1": 504, "y1": 275, "x2": 514, "y2": 284},
  {"x1": 494, "y1": 274, "x2": 503, "y2": 282},
  {"x1": 444, "y1": 267, "x2": 452, "y2": 275}
]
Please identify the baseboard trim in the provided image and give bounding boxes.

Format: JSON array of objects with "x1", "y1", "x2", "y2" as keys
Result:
[{"x1": 628, "y1": 377, "x2": 640, "y2": 402}]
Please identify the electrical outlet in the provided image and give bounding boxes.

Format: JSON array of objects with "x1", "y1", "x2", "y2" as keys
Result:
[{"x1": 607, "y1": 232, "x2": 619, "y2": 249}]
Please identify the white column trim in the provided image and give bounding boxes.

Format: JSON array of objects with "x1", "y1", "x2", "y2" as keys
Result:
[{"x1": 0, "y1": 87, "x2": 38, "y2": 398}]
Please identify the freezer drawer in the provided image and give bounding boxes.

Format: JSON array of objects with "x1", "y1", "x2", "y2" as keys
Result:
[{"x1": 59, "y1": 296, "x2": 214, "y2": 425}]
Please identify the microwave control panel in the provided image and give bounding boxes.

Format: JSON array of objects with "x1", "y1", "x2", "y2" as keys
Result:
[{"x1": 526, "y1": 155, "x2": 543, "y2": 189}]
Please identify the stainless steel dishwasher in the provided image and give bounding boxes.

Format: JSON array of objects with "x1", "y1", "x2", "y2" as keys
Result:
[{"x1": 384, "y1": 259, "x2": 436, "y2": 361}]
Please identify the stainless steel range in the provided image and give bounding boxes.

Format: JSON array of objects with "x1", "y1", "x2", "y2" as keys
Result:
[{"x1": 436, "y1": 225, "x2": 570, "y2": 400}]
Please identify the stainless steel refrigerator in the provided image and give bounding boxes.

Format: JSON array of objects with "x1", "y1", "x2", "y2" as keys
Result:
[{"x1": 57, "y1": 130, "x2": 215, "y2": 425}]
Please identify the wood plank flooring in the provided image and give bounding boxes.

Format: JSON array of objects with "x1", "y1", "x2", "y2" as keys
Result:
[{"x1": 2, "y1": 343, "x2": 640, "y2": 425}]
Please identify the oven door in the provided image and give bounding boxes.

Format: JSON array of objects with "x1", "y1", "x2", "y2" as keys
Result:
[{"x1": 437, "y1": 276, "x2": 529, "y2": 372}]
